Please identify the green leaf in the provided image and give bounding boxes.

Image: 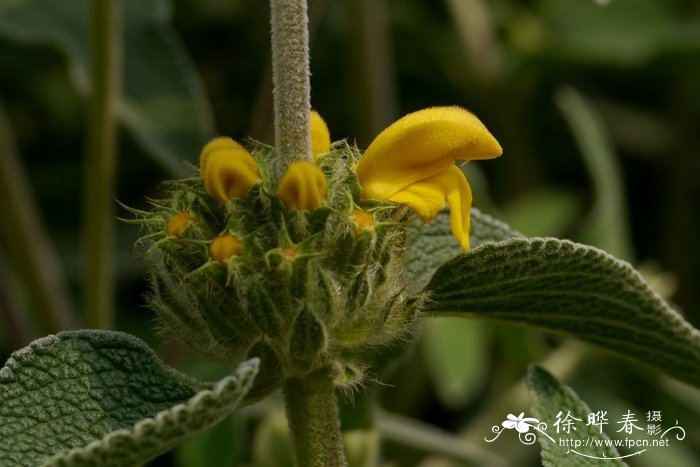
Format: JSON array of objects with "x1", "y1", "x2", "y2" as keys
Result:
[
  {"x1": 527, "y1": 365, "x2": 625, "y2": 466},
  {"x1": 0, "y1": 0, "x2": 215, "y2": 176},
  {"x1": 0, "y1": 330, "x2": 258, "y2": 466},
  {"x1": 423, "y1": 238, "x2": 700, "y2": 388},
  {"x1": 421, "y1": 318, "x2": 488, "y2": 409},
  {"x1": 405, "y1": 208, "x2": 520, "y2": 292}
]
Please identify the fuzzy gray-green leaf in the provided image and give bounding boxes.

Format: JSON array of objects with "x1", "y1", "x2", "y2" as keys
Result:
[
  {"x1": 0, "y1": 0, "x2": 214, "y2": 175},
  {"x1": 0, "y1": 330, "x2": 257, "y2": 466},
  {"x1": 423, "y1": 237, "x2": 700, "y2": 388},
  {"x1": 527, "y1": 365, "x2": 625, "y2": 466},
  {"x1": 405, "y1": 208, "x2": 520, "y2": 292}
]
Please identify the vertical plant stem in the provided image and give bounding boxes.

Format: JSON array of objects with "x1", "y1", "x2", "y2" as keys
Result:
[
  {"x1": 0, "y1": 100, "x2": 76, "y2": 335},
  {"x1": 83, "y1": 0, "x2": 121, "y2": 329},
  {"x1": 249, "y1": 0, "x2": 328, "y2": 143},
  {"x1": 269, "y1": 0, "x2": 311, "y2": 165},
  {"x1": 284, "y1": 370, "x2": 347, "y2": 467},
  {"x1": 269, "y1": 2, "x2": 340, "y2": 463}
]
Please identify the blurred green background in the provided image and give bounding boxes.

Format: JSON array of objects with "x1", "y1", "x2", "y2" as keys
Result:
[{"x1": 1, "y1": 0, "x2": 699, "y2": 465}]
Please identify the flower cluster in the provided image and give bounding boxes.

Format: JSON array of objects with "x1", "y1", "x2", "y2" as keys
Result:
[{"x1": 133, "y1": 107, "x2": 500, "y2": 400}]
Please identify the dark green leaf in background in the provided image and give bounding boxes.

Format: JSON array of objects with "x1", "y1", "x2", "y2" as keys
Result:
[
  {"x1": 499, "y1": 187, "x2": 578, "y2": 239},
  {"x1": 556, "y1": 86, "x2": 633, "y2": 261},
  {"x1": 0, "y1": 330, "x2": 257, "y2": 466},
  {"x1": 0, "y1": 0, "x2": 215, "y2": 175},
  {"x1": 252, "y1": 407, "x2": 294, "y2": 467},
  {"x1": 421, "y1": 318, "x2": 488, "y2": 409},
  {"x1": 423, "y1": 237, "x2": 700, "y2": 389},
  {"x1": 539, "y1": 0, "x2": 700, "y2": 66}
]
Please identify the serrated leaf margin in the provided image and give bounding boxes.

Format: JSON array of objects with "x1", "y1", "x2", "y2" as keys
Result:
[{"x1": 43, "y1": 355, "x2": 258, "y2": 467}]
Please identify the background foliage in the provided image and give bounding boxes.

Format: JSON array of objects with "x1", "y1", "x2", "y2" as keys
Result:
[{"x1": 1, "y1": 0, "x2": 699, "y2": 465}]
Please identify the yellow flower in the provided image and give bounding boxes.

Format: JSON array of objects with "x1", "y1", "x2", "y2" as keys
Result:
[
  {"x1": 278, "y1": 160, "x2": 328, "y2": 211},
  {"x1": 209, "y1": 234, "x2": 243, "y2": 262},
  {"x1": 165, "y1": 211, "x2": 194, "y2": 238},
  {"x1": 355, "y1": 106, "x2": 502, "y2": 250},
  {"x1": 349, "y1": 209, "x2": 376, "y2": 231},
  {"x1": 276, "y1": 110, "x2": 330, "y2": 211},
  {"x1": 200, "y1": 137, "x2": 260, "y2": 203},
  {"x1": 310, "y1": 110, "x2": 331, "y2": 160}
]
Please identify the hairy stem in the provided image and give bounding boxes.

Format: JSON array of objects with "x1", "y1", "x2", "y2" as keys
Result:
[
  {"x1": 83, "y1": 0, "x2": 121, "y2": 329},
  {"x1": 0, "y1": 99, "x2": 76, "y2": 335},
  {"x1": 284, "y1": 370, "x2": 347, "y2": 467},
  {"x1": 269, "y1": 0, "x2": 311, "y2": 165}
]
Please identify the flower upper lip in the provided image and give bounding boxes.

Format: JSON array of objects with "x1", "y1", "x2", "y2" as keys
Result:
[
  {"x1": 355, "y1": 106, "x2": 502, "y2": 200},
  {"x1": 354, "y1": 106, "x2": 502, "y2": 250}
]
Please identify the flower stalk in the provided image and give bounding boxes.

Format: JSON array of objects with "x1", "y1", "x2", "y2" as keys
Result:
[
  {"x1": 284, "y1": 370, "x2": 348, "y2": 467},
  {"x1": 83, "y1": 0, "x2": 121, "y2": 329},
  {"x1": 269, "y1": 0, "x2": 312, "y2": 165},
  {"x1": 269, "y1": 2, "x2": 345, "y2": 464}
]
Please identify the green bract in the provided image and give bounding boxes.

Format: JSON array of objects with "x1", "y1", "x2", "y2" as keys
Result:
[{"x1": 130, "y1": 143, "x2": 422, "y2": 402}]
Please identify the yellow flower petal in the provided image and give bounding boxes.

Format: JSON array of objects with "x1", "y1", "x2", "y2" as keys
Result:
[
  {"x1": 209, "y1": 234, "x2": 243, "y2": 262},
  {"x1": 278, "y1": 161, "x2": 328, "y2": 211},
  {"x1": 202, "y1": 143, "x2": 260, "y2": 203},
  {"x1": 356, "y1": 106, "x2": 501, "y2": 200},
  {"x1": 310, "y1": 110, "x2": 331, "y2": 160},
  {"x1": 442, "y1": 167, "x2": 472, "y2": 251},
  {"x1": 388, "y1": 183, "x2": 446, "y2": 223},
  {"x1": 389, "y1": 166, "x2": 472, "y2": 250}
]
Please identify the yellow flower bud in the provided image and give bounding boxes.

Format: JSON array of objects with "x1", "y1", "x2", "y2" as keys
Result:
[
  {"x1": 209, "y1": 234, "x2": 243, "y2": 262},
  {"x1": 349, "y1": 210, "x2": 376, "y2": 231},
  {"x1": 200, "y1": 138, "x2": 260, "y2": 203},
  {"x1": 278, "y1": 161, "x2": 328, "y2": 212},
  {"x1": 354, "y1": 107, "x2": 502, "y2": 250},
  {"x1": 165, "y1": 211, "x2": 194, "y2": 238},
  {"x1": 200, "y1": 137, "x2": 237, "y2": 174},
  {"x1": 310, "y1": 110, "x2": 331, "y2": 160},
  {"x1": 280, "y1": 246, "x2": 300, "y2": 261}
]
